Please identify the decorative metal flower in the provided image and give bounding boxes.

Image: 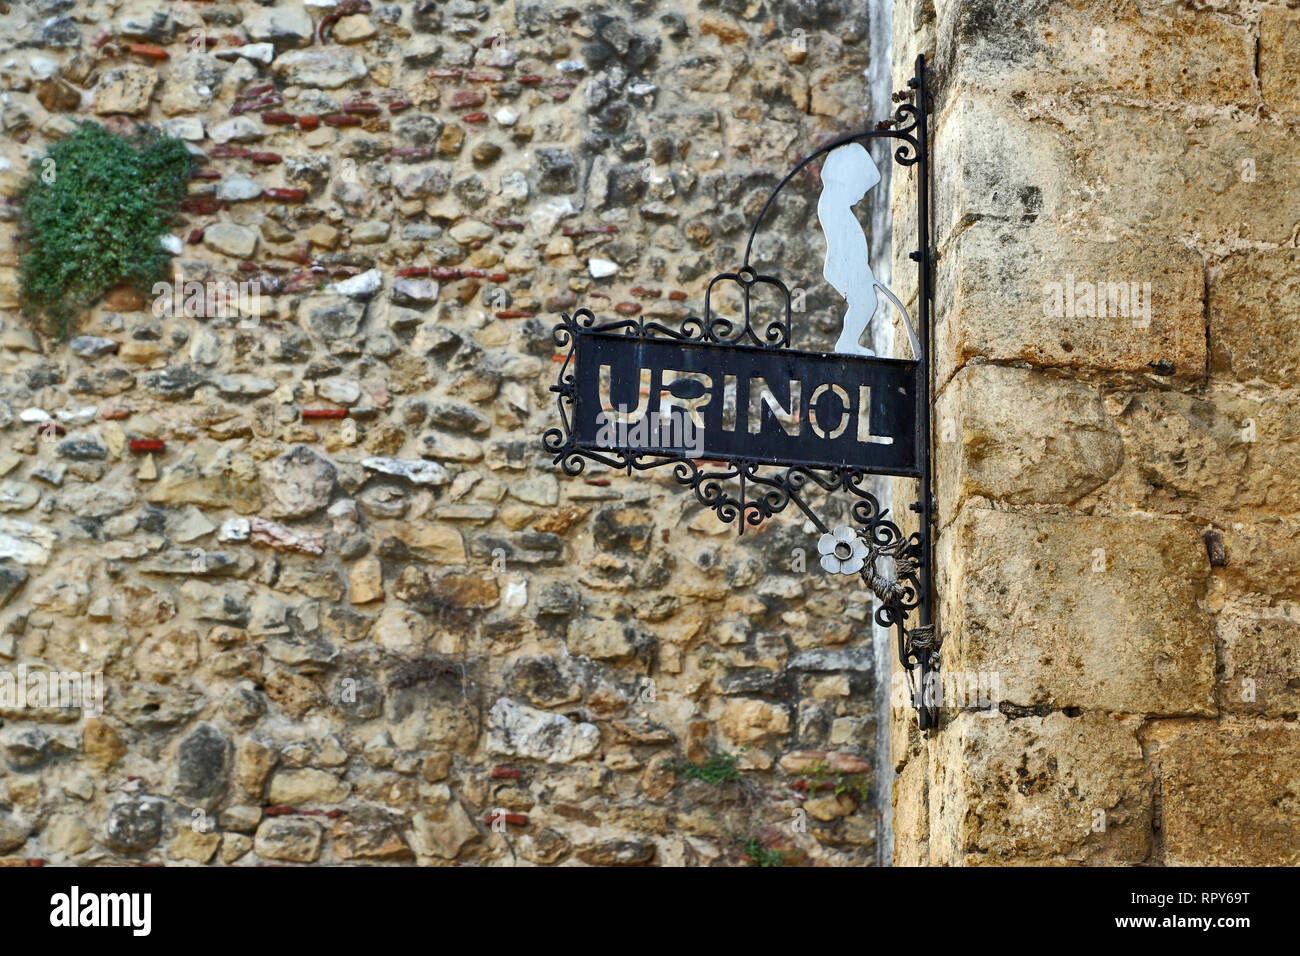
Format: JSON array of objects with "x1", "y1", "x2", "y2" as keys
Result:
[{"x1": 818, "y1": 525, "x2": 868, "y2": 575}]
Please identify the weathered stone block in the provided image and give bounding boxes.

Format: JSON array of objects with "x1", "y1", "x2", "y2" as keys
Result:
[
  {"x1": 1068, "y1": 104, "x2": 1300, "y2": 245},
  {"x1": 1209, "y1": 249, "x2": 1300, "y2": 386},
  {"x1": 937, "y1": 0, "x2": 1256, "y2": 105},
  {"x1": 891, "y1": 756, "x2": 928, "y2": 866},
  {"x1": 928, "y1": 712, "x2": 1152, "y2": 865},
  {"x1": 267, "y1": 768, "x2": 351, "y2": 805},
  {"x1": 718, "y1": 697, "x2": 791, "y2": 745},
  {"x1": 1117, "y1": 387, "x2": 1300, "y2": 514},
  {"x1": 940, "y1": 223, "x2": 1206, "y2": 385},
  {"x1": 935, "y1": 364, "x2": 1122, "y2": 519},
  {"x1": 1213, "y1": 521, "x2": 1300, "y2": 603},
  {"x1": 254, "y1": 817, "x2": 322, "y2": 863},
  {"x1": 1143, "y1": 718, "x2": 1300, "y2": 865},
  {"x1": 486, "y1": 698, "x2": 599, "y2": 763},
  {"x1": 92, "y1": 66, "x2": 158, "y2": 115},
  {"x1": 941, "y1": 508, "x2": 1215, "y2": 714},
  {"x1": 1260, "y1": 8, "x2": 1300, "y2": 116},
  {"x1": 932, "y1": 92, "x2": 1065, "y2": 244},
  {"x1": 1215, "y1": 601, "x2": 1300, "y2": 717}
]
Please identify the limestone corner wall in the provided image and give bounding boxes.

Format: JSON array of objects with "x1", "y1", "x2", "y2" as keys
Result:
[{"x1": 891, "y1": 0, "x2": 1300, "y2": 866}]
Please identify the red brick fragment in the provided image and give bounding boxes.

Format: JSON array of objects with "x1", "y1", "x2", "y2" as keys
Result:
[
  {"x1": 182, "y1": 198, "x2": 222, "y2": 215},
  {"x1": 491, "y1": 767, "x2": 523, "y2": 779},
  {"x1": 262, "y1": 111, "x2": 296, "y2": 126},
  {"x1": 428, "y1": 69, "x2": 463, "y2": 80},
  {"x1": 248, "y1": 151, "x2": 282, "y2": 164},
  {"x1": 283, "y1": 273, "x2": 317, "y2": 293},
  {"x1": 462, "y1": 112, "x2": 488, "y2": 124},
  {"x1": 483, "y1": 812, "x2": 528, "y2": 827},
  {"x1": 447, "y1": 90, "x2": 486, "y2": 109},
  {"x1": 129, "y1": 44, "x2": 168, "y2": 61},
  {"x1": 615, "y1": 302, "x2": 641, "y2": 315},
  {"x1": 495, "y1": 310, "x2": 534, "y2": 319},
  {"x1": 298, "y1": 116, "x2": 320, "y2": 130},
  {"x1": 129, "y1": 439, "x2": 164, "y2": 453},
  {"x1": 301, "y1": 408, "x2": 348, "y2": 420},
  {"x1": 264, "y1": 187, "x2": 307, "y2": 202},
  {"x1": 322, "y1": 113, "x2": 362, "y2": 127}
]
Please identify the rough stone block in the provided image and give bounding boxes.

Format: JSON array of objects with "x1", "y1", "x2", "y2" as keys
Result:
[
  {"x1": 939, "y1": 223, "x2": 1206, "y2": 385},
  {"x1": 936, "y1": 0, "x2": 1256, "y2": 105},
  {"x1": 1209, "y1": 249, "x2": 1300, "y2": 386},
  {"x1": 935, "y1": 364, "x2": 1122, "y2": 519},
  {"x1": 1260, "y1": 8, "x2": 1300, "y2": 116},
  {"x1": 1215, "y1": 601, "x2": 1300, "y2": 717},
  {"x1": 1117, "y1": 387, "x2": 1300, "y2": 515},
  {"x1": 1143, "y1": 718, "x2": 1300, "y2": 865},
  {"x1": 1214, "y1": 521, "x2": 1300, "y2": 603},
  {"x1": 940, "y1": 508, "x2": 1215, "y2": 714},
  {"x1": 928, "y1": 712, "x2": 1152, "y2": 865},
  {"x1": 891, "y1": 756, "x2": 929, "y2": 866},
  {"x1": 932, "y1": 92, "x2": 1065, "y2": 245},
  {"x1": 1067, "y1": 104, "x2": 1299, "y2": 245}
]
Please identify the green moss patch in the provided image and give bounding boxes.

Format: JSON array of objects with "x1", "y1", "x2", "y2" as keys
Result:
[{"x1": 17, "y1": 121, "x2": 192, "y2": 338}]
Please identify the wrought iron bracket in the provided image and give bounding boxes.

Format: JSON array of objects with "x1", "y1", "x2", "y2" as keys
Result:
[{"x1": 542, "y1": 55, "x2": 940, "y2": 733}]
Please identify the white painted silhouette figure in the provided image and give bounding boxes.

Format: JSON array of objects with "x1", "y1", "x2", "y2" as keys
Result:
[{"x1": 818, "y1": 143, "x2": 921, "y2": 359}]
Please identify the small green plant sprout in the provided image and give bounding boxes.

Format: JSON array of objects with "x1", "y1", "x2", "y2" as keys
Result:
[
  {"x1": 666, "y1": 749, "x2": 743, "y2": 785},
  {"x1": 737, "y1": 835, "x2": 785, "y2": 868},
  {"x1": 794, "y1": 761, "x2": 870, "y2": 802},
  {"x1": 17, "y1": 121, "x2": 192, "y2": 338}
]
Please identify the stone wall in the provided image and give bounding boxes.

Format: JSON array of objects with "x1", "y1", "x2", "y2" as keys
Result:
[
  {"x1": 891, "y1": 0, "x2": 1300, "y2": 865},
  {"x1": 0, "y1": 0, "x2": 897, "y2": 865}
]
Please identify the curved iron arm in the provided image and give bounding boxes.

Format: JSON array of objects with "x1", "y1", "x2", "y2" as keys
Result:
[{"x1": 742, "y1": 100, "x2": 921, "y2": 269}]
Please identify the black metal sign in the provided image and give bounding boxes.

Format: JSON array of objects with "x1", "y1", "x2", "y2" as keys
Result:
[
  {"x1": 571, "y1": 326, "x2": 921, "y2": 476},
  {"x1": 543, "y1": 57, "x2": 940, "y2": 729}
]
